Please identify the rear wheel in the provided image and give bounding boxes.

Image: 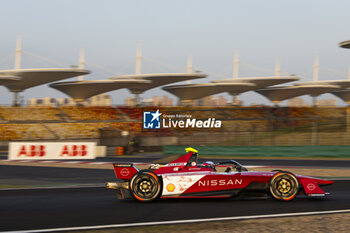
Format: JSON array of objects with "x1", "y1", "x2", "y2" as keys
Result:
[
  {"x1": 269, "y1": 172, "x2": 299, "y2": 201},
  {"x1": 129, "y1": 170, "x2": 162, "y2": 202}
]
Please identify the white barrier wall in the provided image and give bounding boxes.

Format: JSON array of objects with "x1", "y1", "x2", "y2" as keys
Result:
[{"x1": 8, "y1": 142, "x2": 97, "y2": 160}]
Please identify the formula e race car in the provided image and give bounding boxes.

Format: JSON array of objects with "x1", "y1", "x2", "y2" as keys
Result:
[{"x1": 106, "y1": 148, "x2": 334, "y2": 202}]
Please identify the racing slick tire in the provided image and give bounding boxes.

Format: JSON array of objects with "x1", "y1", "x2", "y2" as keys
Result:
[
  {"x1": 269, "y1": 172, "x2": 299, "y2": 201},
  {"x1": 129, "y1": 170, "x2": 162, "y2": 202}
]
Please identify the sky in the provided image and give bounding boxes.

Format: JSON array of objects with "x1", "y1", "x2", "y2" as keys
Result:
[{"x1": 1, "y1": 0, "x2": 350, "y2": 106}]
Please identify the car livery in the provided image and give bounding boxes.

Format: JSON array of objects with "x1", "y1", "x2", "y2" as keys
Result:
[{"x1": 106, "y1": 147, "x2": 334, "y2": 202}]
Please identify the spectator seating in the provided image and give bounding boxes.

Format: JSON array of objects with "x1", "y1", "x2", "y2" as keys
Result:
[
  {"x1": 59, "y1": 106, "x2": 126, "y2": 121},
  {"x1": 0, "y1": 107, "x2": 61, "y2": 121},
  {"x1": 0, "y1": 124, "x2": 56, "y2": 140},
  {"x1": 45, "y1": 123, "x2": 107, "y2": 139}
]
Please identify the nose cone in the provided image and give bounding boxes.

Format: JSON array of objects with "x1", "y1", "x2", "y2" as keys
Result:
[{"x1": 314, "y1": 178, "x2": 334, "y2": 185}]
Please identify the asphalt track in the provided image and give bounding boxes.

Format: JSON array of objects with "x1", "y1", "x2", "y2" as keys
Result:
[
  {"x1": 0, "y1": 165, "x2": 115, "y2": 186},
  {"x1": 0, "y1": 180, "x2": 349, "y2": 232},
  {"x1": 1, "y1": 159, "x2": 350, "y2": 232},
  {"x1": 1, "y1": 157, "x2": 350, "y2": 187}
]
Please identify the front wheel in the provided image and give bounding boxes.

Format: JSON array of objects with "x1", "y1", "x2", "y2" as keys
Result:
[
  {"x1": 129, "y1": 170, "x2": 162, "y2": 202},
  {"x1": 269, "y1": 172, "x2": 299, "y2": 201}
]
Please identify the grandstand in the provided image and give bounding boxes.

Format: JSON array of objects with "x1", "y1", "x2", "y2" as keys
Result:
[
  {"x1": 0, "y1": 106, "x2": 348, "y2": 147},
  {"x1": 1, "y1": 39, "x2": 350, "y2": 146}
]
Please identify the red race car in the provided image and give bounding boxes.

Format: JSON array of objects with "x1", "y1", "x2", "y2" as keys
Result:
[{"x1": 106, "y1": 148, "x2": 334, "y2": 202}]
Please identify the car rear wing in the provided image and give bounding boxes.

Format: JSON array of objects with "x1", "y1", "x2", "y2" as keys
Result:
[{"x1": 113, "y1": 163, "x2": 139, "y2": 180}]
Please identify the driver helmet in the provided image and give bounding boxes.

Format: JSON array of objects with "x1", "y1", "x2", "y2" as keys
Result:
[{"x1": 203, "y1": 161, "x2": 214, "y2": 167}]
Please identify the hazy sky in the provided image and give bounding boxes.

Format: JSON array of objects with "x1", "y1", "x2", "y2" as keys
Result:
[{"x1": 1, "y1": 0, "x2": 350, "y2": 105}]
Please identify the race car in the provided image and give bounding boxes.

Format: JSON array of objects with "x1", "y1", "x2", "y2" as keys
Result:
[{"x1": 106, "y1": 147, "x2": 334, "y2": 202}]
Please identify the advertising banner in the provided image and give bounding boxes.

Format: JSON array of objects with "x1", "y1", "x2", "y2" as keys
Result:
[{"x1": 8, "y1": 142, "x2": 96, "y2": 160}]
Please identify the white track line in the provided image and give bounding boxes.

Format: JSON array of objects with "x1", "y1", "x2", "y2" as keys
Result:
[
  {"x1": 3, "y1": 209, "x2": 350, "y2": 233},
  {"x1": 0, "y1": 184, "x2": 105, "y2": 191}
]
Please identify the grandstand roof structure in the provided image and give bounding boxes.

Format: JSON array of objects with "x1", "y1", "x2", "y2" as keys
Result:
[
  {"x1": 0, "y1": 68, "x2": 90, "y2": 92},
  {"x1": 162, "y1": 82, "x2": 255, "y2": 102},
  {"x1": 0, "y1": 75, "x2": 21, "y2": 85},
  {"x1": 256, "y1": 84, "x2": 340, "y2": 105},
  {"x1": 331, "y1": 89, "x2": 350, "y2": 104},
  {"x1": 109, "y1": 73, "x2": 207, "y2": 94},
  {"x1": 50, "y1": 79, "x2": 151, "y2": 102},
  {"x1": 339, "y1": 40, "x2": 350, "y2": 49},
  {"x1": 295, "y1": 80, "x2": 350, "y2": 89},
  {"x1": 211, "y1": 76, "x2": 300, "y2": 89}
]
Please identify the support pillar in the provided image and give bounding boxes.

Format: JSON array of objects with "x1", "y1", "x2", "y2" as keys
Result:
[
  {"x1": 135, "y1": 94, "x2": 140, "y2": 106},
  {"x1": 272, "y1": 101, "x2": 280, "y2": 107},
  {"x1": 231, "y1": 95, "x2": 237, "y2": 106},
  {"x1": 12, "y1": 92, "x2": 20, "y2": 107},
  {"x1": 312, "y1": 96, "x2": 317, "y2": 107}
]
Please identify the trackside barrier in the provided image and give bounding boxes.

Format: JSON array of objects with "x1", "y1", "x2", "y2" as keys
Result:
[
  {"x1": 95, "y1": 146, "x2": 106, "y2": 157},
  {"x1": 8, "y1": 142, "x2": 97, "y2": 160},
  {"x1": 116, "y1": 146, "x2": 124, "y2": 156},
  {"x1": 163, "y1": 145, "x2": 350, "y2": 158}
]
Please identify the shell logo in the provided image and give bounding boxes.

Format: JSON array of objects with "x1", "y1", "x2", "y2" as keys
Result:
[
  {"x1": 120, "y1": 168, "x2": 130, "y2": 177},
  {"x1": 307, "y1": 183, "x2": 316, "y2": 191},
  {"x1": 166, "y1": 183, "x2": 175, "y2": 192}
]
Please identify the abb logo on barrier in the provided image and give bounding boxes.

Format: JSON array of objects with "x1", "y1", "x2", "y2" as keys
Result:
[
  {"x1": 60, "y1": 145, "x2": 88, "y2": 157},
  {"x1": 17, "y1": 145, "x2": 46, "y2": 157},
  {"x1": 9, "y1": 142, "x2": 96, "y2": 160},
  {"x1": 16, "y1": 144, "x2": 89, "y2": 157}
]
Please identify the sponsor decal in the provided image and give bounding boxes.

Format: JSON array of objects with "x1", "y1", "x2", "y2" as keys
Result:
[
  {"x1": 8, "y1": 142, "x2": 96, "y2": 160},
  {"x1": 166, "y1": 183, "x2": 175, "y2": 192},
  {"x1": 165, "y1": 162, "x2": 187, "y2": 167},
  {"x1": 162, "y1": 175, "x2": 205, "y2": 195},
  {"x1": 143, "y1": 109, "x2": 222, "y2": 129},
  {"x1": 198, "y1": 179, "x2": 243, "y2": 187},
  {"x1": 309, "y1": 193, "x2": 325, "y2": 197},
  {"x1": 163, "y1": 118, "x2": 221, "y2": 128},
  {"x1": 60, "y1": 145, "x2": 87, "y2": 157},
  {"x1": 120, "y1": 168, "x2": 130, "y2": 177},
  {"x1": 307, "y1": 183, "x2": 316, "y2": 191},
  {"x1": 17, "y1": 145, "x2": 46, "y2": 157}
]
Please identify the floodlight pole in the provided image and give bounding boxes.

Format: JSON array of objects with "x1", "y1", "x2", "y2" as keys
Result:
[
  {"x1": 135, "y1": 43, "x2": 142, "y2": 74},
  {"x1": 312, "y1": 57, "x2": 319, "y2": 107},
  {"x1": 274, "y1": 58, "x2": 281, "y2": 77},
  {"x1": 13, "y1": 36, "x2": 22, "y2": 106},
  {"x1": 133, "y1": 43, "x2": 143, "y2": 105},
  {"x1": 313, "y1": 56, "x2": 319, "y2": 82},
  {"x1": 233, "y1": 51, "x2": 239, "y2": 79},
  {"x1": 78, "y1": 47, "x2": 85, "y2": 81},
  {"x1": 230, "y1": 51, "x2": 240, "y2": 104},
  {"x1": 14, "y1": 35, "x2": 22, "y2": 70},
  {"x1": 186, "y1": 53, "x2": 193, "y2": 84}
]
